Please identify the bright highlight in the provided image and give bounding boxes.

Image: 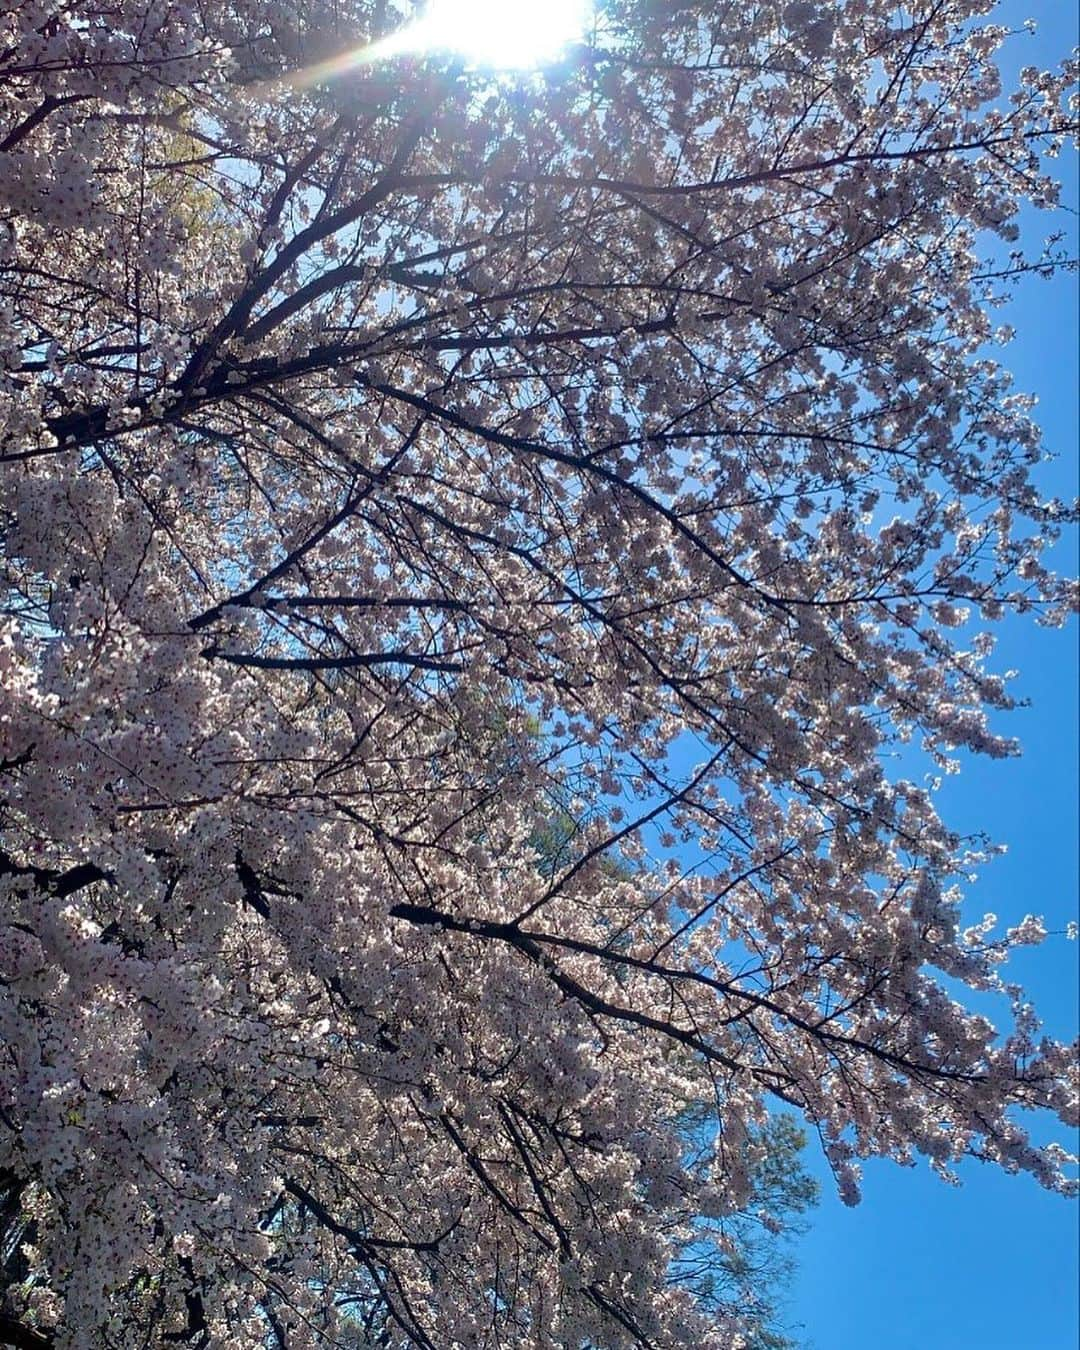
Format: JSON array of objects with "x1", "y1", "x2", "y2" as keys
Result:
[
  {"x1": 397, "y1": 0, "x2": 593, "y2": 68},
  {"x1": 283, "y1": 0, "x2": 593, "y2": 87}
]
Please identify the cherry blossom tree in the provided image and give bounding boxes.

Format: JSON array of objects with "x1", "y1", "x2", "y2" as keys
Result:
[{"x1": 1, "y1": 1, "x2": 1077, "y2": 1346}]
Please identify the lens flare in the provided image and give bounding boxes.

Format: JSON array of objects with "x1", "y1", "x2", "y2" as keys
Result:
[
  {"x1": 404, "y1": 0, "x2": 593, "y2": 68},
  {"x1": 280, "y1": 0, "x2": 593, "y2": 89}
]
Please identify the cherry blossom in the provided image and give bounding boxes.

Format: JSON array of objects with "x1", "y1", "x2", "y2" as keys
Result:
[{"x1": 1, "y1": 2, "x2": 1077, "y2": 1346}]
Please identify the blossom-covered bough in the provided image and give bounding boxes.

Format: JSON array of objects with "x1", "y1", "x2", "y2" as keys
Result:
[{"x1": 0, "y1": 1, "x2": 1077, "y2": 1346}]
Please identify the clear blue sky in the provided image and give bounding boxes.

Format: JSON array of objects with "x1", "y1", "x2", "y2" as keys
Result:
[{"x1": 786, "y1": 6, "x2": 1079, "y2": 1348}]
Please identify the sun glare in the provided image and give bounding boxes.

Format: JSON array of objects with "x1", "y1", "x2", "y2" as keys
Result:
[
  {"x1": 286, "y1": 0, "x2": 594, "y2": 86},
  {"x1": 396, "y1": 0, "x2": 594, "y2": 68}
]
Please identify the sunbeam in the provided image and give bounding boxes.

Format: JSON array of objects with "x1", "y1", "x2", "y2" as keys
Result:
[{"x1": 282, "y1": 0, "x2": 593, "y2": 87}]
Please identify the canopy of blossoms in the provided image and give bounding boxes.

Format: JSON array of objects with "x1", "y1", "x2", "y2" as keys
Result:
[{"x1": 0, "y1": 2, "x2": 1076, "y2": 1346}]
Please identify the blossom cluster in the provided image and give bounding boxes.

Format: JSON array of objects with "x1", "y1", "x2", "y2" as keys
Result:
[{"x1": 0, "y1": 2, "x2": 1077, "y2": 1346}]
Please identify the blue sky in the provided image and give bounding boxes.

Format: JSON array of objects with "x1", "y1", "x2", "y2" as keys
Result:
[{"x1": 786, "y1": 7, "x2": 1079, "y2": 1348}]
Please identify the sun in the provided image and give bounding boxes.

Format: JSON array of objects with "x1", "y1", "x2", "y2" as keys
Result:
[
  {"x1": 397, "y1": 0, "x2": 594, "y2": 68},
  {"x1": 280, "y1": 0, "x2": 593, "y2": 91}
]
